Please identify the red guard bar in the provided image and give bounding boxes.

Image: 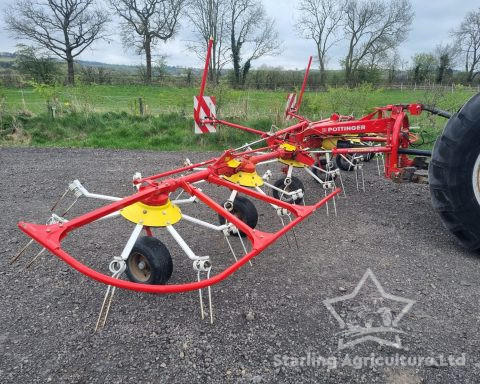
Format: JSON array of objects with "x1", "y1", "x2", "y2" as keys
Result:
[
  {"x1": 296, "y1": 56, "x2": 312, "y2": 113},
  {"x1": 198, "y1": 37, "x2": 214, "y2": 100}
]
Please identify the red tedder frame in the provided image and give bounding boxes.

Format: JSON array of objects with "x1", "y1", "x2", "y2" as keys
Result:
[
  {"x1": 18, "y1": 146, "x2": 340, "y2": 293},
  {"x1": 193, "y1": 40, "x2": 433, "y2": 181}
]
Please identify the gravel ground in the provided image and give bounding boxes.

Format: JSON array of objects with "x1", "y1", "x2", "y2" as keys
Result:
[{"x1": 1, "y1": 147, "x2": 479, "y2": 384}]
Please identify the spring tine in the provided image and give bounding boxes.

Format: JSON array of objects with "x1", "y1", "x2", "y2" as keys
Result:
[
  {"x1": 208, "y1": 286, "x2": 213, "y2": 324},
  {"x1": 94, "y1": 268, "x2": 124, "y2": 332},
  {"x1": 207, "y1": 268, "x2": 213, "y2": 324},
  {"x1": 197, "y1": 271, "x2": 205, "y2": 320},
  {"x1": 50, "y1": 189, "x2": 69, "y2": 212},
  {"x1": 100, "y1": 286, "x2": 116, "y2": 330},
  {"x1": 94, "y1": 284, "x2": 116, "y2": 332},
  {"x1": 339, "y1": 172, "x2": 346, "y2": 198},
  {"x1": 10, "y1": 239, "x2": 34, "y2": 264},
  {"x1": 355, "y1": 167, "x2": 360, "y2": 192},
  {"x1": 61, "y1": 196, "x2": 79, "y2": 217},
  {"x1": 325, "y1": 190, "x2": 329, "y2": 216},
  {"x1": 292, "y1": 229, "x2": 299, "y2": 249},
  {"x1": 376, "y1": 155, "x2": 381, "y2": 176},
  {"x1": 24, "y1": 248, "x2": 46, "y2": 269},
  {"x1": 224, "y1": 233, "x2": 238, "y2": 261},
  {"x1": 279, "y1": 216, "x2": 291, "y2": 248},
  {"x1": 95, "y1": 286, "x2": 111, "y2": 332},
  {"x1": 361, "y1": 167, "x2": 366, "y2": 192},
  {"x1": 237, "y1": 232, "x2": 252, "y2": 266},
  {"x1": 288, "y1": 215, "x2": 300, "y2": 249}
]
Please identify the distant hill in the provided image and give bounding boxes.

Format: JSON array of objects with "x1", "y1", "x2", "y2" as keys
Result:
[{"x1": 0, "y1": 52, "x2": 198, "y2": 75}]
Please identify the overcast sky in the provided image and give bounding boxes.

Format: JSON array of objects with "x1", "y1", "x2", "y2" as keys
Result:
[{"x1": 0, "y1": 0, "x2": 475, "y2": 70}]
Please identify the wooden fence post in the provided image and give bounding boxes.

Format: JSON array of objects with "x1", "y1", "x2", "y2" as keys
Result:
[{"x1": 139, "y1": 97, "x2": 144, "y2": 116}]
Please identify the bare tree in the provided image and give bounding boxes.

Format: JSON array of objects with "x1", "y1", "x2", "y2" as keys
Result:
[
  {"x1": 342, "y1": 0, "x2": 413, "y2": 85},
  {"x1": 452, "y1": 8, "x2": 480, "y2": 83},
  {"x1": 380, "y1": 50, "x2": 401, "y2": 83},
  {"x1": 186, "y1": 0, "x2": 229, "y2": 84},
  {"x1": 228, "y1": 0, "x2": 281, "y2": 87},
  {"x1": 111, "y1": 0, "x2": 185, "y2": 83},
  {"x1": 4, "y1": 0, "x2": 109, "y2": 85},
  {"x1": 296, "y1": 0, "x2": 346, "y2": 85}
]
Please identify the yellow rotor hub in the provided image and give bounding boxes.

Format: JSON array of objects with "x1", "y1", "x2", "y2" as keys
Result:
[
  {"x1": 227, "y1": 159, "x2": 242, "y2": 168},
  {"x1": 120, "y1": 200, "x2": 182, "y2": 227},
  {"x1": 279, "y1": 143, "x2": 297, "y2": 152},
  {"x1": 322, "y1": 137, "x2": 361, "y2": 150},
  {"x1": 321, "y1": 138, "x2": 339, "y2": 150},
  {"x1": 223, "y1": 171, "x2": 264, "y2": 187},
  {"x1": 278, "y1": 158, "x2": 306, "y2": 168},
  {"x1": 278, "y1": 142, "x2": 306, "y2": 167},
  {"x1": 223, "y1": 158, "x2": 264, "y2": 187}
]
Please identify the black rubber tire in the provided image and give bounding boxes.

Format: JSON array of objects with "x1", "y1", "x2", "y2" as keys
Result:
[
  {"x1": 126, "y1": 236, "x2": 173, "y2": 284},
  {"x1": 335, "y1": 154, "x2": 356, "y2": 171},
  {"x1": 272, "y1": 176, "x2": 305, "y2": 204},
  {"x1": 429, "y1": 93, "x2": 480, "y2": 251},
  {"x1": 218, "y1": 195, "x2": 258, "y2": 237},
  {"x1": 312, "y1": 158, "x2": 338, "y2": 183}
]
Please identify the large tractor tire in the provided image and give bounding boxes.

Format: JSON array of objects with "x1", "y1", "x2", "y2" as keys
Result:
[{"x1": 429, "y1": 93, "x2": 480, "y2": 251}]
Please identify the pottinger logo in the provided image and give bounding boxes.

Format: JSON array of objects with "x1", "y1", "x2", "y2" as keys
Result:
[
  {"x1": 324, "y1": 269, "x2": 415, "y2": 350},
  {"x1": 324, "y1": 125, "x2": 366, "y2": 133}
]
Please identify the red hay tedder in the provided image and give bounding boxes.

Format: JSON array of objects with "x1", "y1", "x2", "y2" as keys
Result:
[{"x1": 14, "y1": 38, "x2": 480, "y2": 330}]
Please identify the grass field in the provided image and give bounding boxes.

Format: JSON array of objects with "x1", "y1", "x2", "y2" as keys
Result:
[{"x1": 0, "y1": 84, "x2": 476, "y2": 150}]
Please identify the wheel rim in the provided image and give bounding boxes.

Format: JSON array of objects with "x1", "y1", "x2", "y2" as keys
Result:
[
  {"x1": 279, "y1": 183, "x2": 293, "y2": 202},
  {"x1": 472, "y1": 152, "x2": 480, "y2": 205},
  {"x1": 128, "y1": 252, "x2": 151, "y2": 282},
  {"x1": 227, "y1": 209, "x2": 243, "y2": 235}
]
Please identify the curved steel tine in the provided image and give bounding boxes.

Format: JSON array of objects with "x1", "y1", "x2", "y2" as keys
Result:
[
  {"x1": 24, "y1": 248, "x2": 46, "y2": 269},
  {"x1": 61, "y1": 196, "x2": 79, "y2": 217},
  {"x1": 50, "y1": 189, "x2": 69, "y2": 212},
  {"x1": 10, "y1": 239, "x2": 34, "y2": 264}
]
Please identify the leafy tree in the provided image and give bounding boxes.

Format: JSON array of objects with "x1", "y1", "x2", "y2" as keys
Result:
[
  {"x1": 14, "y1": 45, "x2": 60, "y2": 84},
  {"x1": 411, "y1": 53, "x2": 437, "y2": 83}
]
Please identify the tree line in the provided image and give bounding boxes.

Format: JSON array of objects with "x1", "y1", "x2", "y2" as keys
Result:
[{"x1": 3, "y1": 0, "x2": 480, "y2": 87}]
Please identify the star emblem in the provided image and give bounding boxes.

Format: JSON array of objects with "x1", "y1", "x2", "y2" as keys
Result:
[{"x1": 323, "y1": 269, "x2": 415, "y2": 349}]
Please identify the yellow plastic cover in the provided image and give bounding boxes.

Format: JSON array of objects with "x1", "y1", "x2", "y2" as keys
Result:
[{"x1": 120, "y1": 200, "x2": 182, "y2": 227}]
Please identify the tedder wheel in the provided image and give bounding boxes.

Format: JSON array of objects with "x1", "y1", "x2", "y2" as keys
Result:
[
  {"x1": 312, "y1": 158, "x2": 338, "y2": 183},
  {"x1": 218, "y1": 195, "x2": 259, "y2": 237},
  {"x1": 272, "y1": 176, "x2": 305, "y2": 204},
  {"x1": 126, "y1": 236, "x2": 173, "y2": 284},
  {"x1": 429, "y1": 93, "x2": 480, "y2": 251},
  {"x1": 335, "y1": 154, "x2": 357, "y2": 171}
]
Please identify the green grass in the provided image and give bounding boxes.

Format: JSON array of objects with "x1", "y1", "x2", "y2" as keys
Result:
[
  {"x1": 1, "y1": 85, "x2": 287, "y2": 117},
  {"x1": 0, "y1": 84, "x2": 477, "y2": 150},
  {"x1": 0, "y1": 111, "x2": 274, "y2": 150}
]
